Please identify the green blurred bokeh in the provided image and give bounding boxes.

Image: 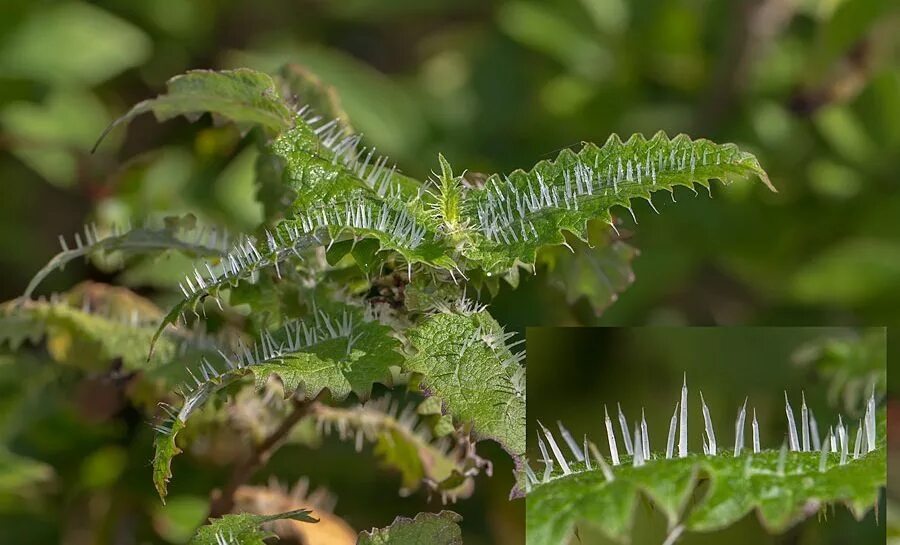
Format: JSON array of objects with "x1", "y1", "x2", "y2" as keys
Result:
[{"x1": 0, "y1": 0, "x2": 898, "y2": 543}]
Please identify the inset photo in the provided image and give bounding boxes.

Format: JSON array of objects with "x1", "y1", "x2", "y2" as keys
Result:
[{"x1": 526, "y1": 327, "x2": 886, "y2": 545}]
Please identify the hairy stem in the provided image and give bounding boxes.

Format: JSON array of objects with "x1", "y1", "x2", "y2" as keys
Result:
[{"x1": 209, "y1": 396, "x2": 309, "y2": 517}]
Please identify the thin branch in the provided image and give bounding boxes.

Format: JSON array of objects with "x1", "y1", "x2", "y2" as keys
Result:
[{"x1": 209, "y1": 396, "x2": 310, "y2": 517}]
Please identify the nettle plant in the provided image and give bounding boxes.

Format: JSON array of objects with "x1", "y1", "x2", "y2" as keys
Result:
[
  {"x1": 526, "y1": 376, "x2": 886, "y2": 545},
  {"x1": 4, "y1": 66, "x2": 774, "y2": 541}
]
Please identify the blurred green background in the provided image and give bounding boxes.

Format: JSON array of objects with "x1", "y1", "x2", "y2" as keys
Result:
[
  {"x1": 0, "y1": 0, "x2": 898, "y2": 543},
  {"x1": 527, "y1": 326, "x2": 886, "y2": 544}
]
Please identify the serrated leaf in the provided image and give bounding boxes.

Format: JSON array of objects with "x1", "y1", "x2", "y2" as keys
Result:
[
  {"x1": 276, "y1": 63, "x2": 354, "y2": 134},
  {"x1": 151, "y1": 306, "x2": 400, "y2": 499},
  {"x1": 459, "y1": 132, "x2": 773, "y2": 272},
  {"x1": 23, "y1": 215, "x2": 230, "y2": 299},
  {"x1": 358, "y1": 511, "x2": 463, "y2": 545},
  {"x1": 2, "y1": 282, "x2": 179, "y2": 372},
  {"x1": 405, "y1": 310, "x2": 526, "y2": 463},
  {"x1": 248, "y1": 311, "x2": 401, "y2": 400},
  {"x1": 153, "y1": 417, "x2": 186, "y2": 500},
  {"x1": 96, "y1": 68, "x2": 293, "y2": 150},
  {"x1": 190, "y1": 509, "x2": 317, "y2": 545},
  {"x1": 526, "y1": 409, "x2": 886, "y2": 545}
]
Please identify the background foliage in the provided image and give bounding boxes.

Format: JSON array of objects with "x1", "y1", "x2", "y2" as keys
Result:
[{"x1": 0, "y1": 0, "x2": 898, "y2": 543}]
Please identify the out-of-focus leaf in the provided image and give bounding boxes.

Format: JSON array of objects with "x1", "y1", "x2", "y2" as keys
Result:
[
  {"x1": 234, "y1": 481, "x2": 357, "y2": 545},
  {"x1": 0, "y1": 1, "x2": 150, "y2": 85},
  {"x1": 538, "y1": 231, "x2": 637, "y2": 316},
  {"x1": 0, "y1": 447, "x2": 54, "y2": 509},
  {"x1": 791, "y1": 239, "x2": 900, "y2": 304},
  {"x1": 23, "y1": 214, "x2": 230, "y2": 299},
  {"x1": 1, "y1": 282, "x2": 177, "y2": 371},
  {"x1": 0, "y1": 89, "x2": 109, "y2": 186},
  {"x1": 276, "y1": 63, "x2": 354, "y2": 134},
  {"x1": 311, "y1": 398, "x2": 489, "y2": 500},
  {"x1": 793, "y1": 328, "x2": 886, "y2": 411}
]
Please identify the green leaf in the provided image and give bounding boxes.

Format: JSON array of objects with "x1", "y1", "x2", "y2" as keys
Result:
[
  {"x1": 23, "y1": 215, "x2": 229, "y2": 299},
  {"x1": 153, "y1": 417, "x2": 187, "y2": 500},
  {"x1": 793, "y1": 329, "x2": 887, "y2": 411},
  {"x1": 311, "y1": 398, "x2": 488, "y2": 500},
  {"x1": 151, "y1": 305, "x2": 401, "y2": 500},
  {"x1": 458, "y1": 132, "x2": 773, "y2": 272},
  {"x1": 248, "y1": 309, "x2": 402, "y2": 400},
  {"x1": 405, "y1": 310, "x2": 526, "y2": 463},
  {"x1": 790, "y1": 238, "x2": 900, "y2": 305},
  {"x1": 0, "y1": 447, "x2": 54, "y2": 508},
  {"x1": 526, "y1": 409, "x2": 886, "y2": 545},
  {"x1": 1, "y1": 282, "x2": 179, "y2": 372},
  {"x1": 538, "y1": 230, "x2": 637, "y2": 316},
  {"x1": 0, "y1": 1, "x2": 150, "y2": 86},
  {"x1": 96, "y1": 68, "x2": 293, "y2": 150},
  {"x1": 190, "y1": 509, "x2": 317, "y2": 545},
  {"x1": 276, "y1": 63, "x2": 354, "y2": 134},
  {"x1": 358, "y1": 511, "x2": 463, "y2": 545}
]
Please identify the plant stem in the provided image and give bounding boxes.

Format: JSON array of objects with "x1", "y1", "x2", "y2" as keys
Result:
[{"x1": 208, "y1": 396, "x2": 309, "y2": 517}]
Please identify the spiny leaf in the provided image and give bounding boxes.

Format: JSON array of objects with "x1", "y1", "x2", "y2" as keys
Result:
[
  {"x1": 2, "y1": 282, "x2": 179, "y2": 371},
  {"x1": 276, "y1": 63, "x2": 353, "y2": 135},
  {"x1": 311, "y1": 397, "x2": 489, "y2": 501},
  {"x1": 458, "y1": 132, "x2": 774, "y2": 273},
  {"x1": 358, "y1": 511, "x2": 463, "y2": 545},
  {"x1": 24, "y1": 215, "x2": 231, "y2": 299},
  {"x1": 95, "y1": 68, "x2": 293, "y2": 150},
  {"x1": 147, "y1": 231, "x2": 322, "y2": 355},
  {"x1": 151, "y1": 305, "x2": 400, "y2": 499},
  {"x1": 526, "y1": 384, "x2": 885, "y2": 545},
  {"x1": 405, "y1": 309, "x2": 526, "y2": 465},
  {"x1": 246, "y1": 308, "x2": 402, "y2": 400},
  {"x1": 153, "y1": 417, "x2": 186, "y2": 500},
  {"x1": 272, "y1": 109, "x2": 425, "y2": 208},
  {"x1": 189, "y1": 509, "x2": 317, "y2": 545}
]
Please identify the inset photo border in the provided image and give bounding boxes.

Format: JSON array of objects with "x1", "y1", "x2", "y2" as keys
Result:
[{"x1": 525, "y1": 327, "x2": 886, "y2": 545}]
